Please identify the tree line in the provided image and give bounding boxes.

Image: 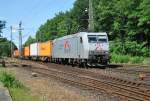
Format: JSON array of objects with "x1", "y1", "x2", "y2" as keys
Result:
[
  {"x1": 0, "y1": 21, "x2": 17, "y2": 57},
  {"x1": 0, "y1": 37, "x2": 17, "y2": 57},
  {"x1": 25, "y1": 0, "x2": 150, "y2": 57}
]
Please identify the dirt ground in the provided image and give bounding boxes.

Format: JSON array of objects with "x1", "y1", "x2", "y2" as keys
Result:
[{"x1": 5, "y1": 66, "x2": 120, "y2": 101}]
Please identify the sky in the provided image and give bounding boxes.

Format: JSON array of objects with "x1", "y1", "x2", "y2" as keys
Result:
[{"x1": 0, "y1": 0, "x2": 76, "y2": 47}]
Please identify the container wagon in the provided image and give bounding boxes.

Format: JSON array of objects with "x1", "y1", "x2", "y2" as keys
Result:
[
  {"x1": 30, "y1": 43, "x2": 40, "y2": 60},
  {"x1": 23, "y1": 46, "x2": 30, "y2": 59},
  {"x1": 39, "y1": 41, "x2": 53, "y2": 61}
]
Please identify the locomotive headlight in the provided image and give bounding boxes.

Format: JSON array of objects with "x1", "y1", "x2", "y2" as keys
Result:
[{"x1": 105, "y1": 51, "x2": 109, "y2": 54}]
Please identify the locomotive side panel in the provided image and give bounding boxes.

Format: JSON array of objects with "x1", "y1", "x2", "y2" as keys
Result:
[
  {"x1": 52, "y1": 32, "x2": 94, "y2": 60},
  {"x1": 52, "y1": 36, "x2": 80, "y2": 59}
]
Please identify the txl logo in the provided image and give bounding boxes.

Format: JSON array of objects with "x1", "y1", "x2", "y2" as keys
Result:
[
  {"x1": 64, "y1": 41, "x2": 70, "y2": 49},
  {"x1": 64, "y1": 41, "x2": 71, "y2": 53},
  {"x1": 95, "y1": 43, "x2": 102, "y2": 51}
]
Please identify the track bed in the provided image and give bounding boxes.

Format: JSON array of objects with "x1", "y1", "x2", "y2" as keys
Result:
[{"x1": 6, "y1": 58, "x2": 150, "y2": 101}]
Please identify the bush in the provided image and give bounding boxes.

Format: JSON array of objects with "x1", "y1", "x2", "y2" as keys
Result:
[
  {"x1": 10, "y1": 88, "x2": 44, "y2": 101},
  {"x1": 110, "y1": 41, "x2": 150, "y2": 57},
  {"x1": 130, "y1": 56, "x2": 144, "y2": 64},
  {"x1": 0, "y1": 71, "x2": 43, "y2": 101},
  {"x1": 110, "y1": 41, "x2": 122, "y2": 54},
  {"x1": 143, "y1": 58, "x2": 150, "y2": 65},
  {"x1": 111, "y1": 53, "x2": 145, "y2": 64},
  {"x1": 111, "y1": 53, "x2": 130, "y2": 63},
  {"x1": 0, "y1": 72, "x2": 24, "y2": 88}
]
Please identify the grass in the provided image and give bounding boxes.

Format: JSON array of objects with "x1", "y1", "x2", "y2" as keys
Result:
[
  {"x1": 9, "y1": 88, "x2": 44, "y2": 101},
  {"x1": 111, "y1": 53, "x2": 150, "y2": 65},
  {"x1": 111, "y1": 54, "x2": 130, "y2": 63},
  {"x1": 130, "y1": 56, "x2": 144, "y2": 64},
  {"x1": 143, "y1": 58, "x2": 150, "y2": 65},
  {"x1": 0, "y1": 71, "x2": 44, "y2": 101},
  {"x1": 0, "y1": 72, "x2": 24, "y2": 88}
]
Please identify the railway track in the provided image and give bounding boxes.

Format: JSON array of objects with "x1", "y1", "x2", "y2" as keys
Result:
[
  {"x1": 106, "y1": 67, "x2": 150, "y2": 76},
  {"x1": 42, "y1": 63, "x2": 150, "y2": 90},
  {"x1": 9, "y1": 59, "x2": 150, "y2": 101},
  {"x1": 31, "y1": 67, "x2": 150, "y2": 101},
  {"x1": 8, "y1": 58, "x2": 150, "y2": 76},
  {"x1": 95, "y1": 64, "x2": 150, "y2": 76}
]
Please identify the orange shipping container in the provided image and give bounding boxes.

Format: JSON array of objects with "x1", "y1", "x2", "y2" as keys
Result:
[
  {"x1": 39, "y1": 41, "x2": 52, "y2": 57},
  {"x1": 24, "y1": 46, "x2": 30, "y2": 57}
]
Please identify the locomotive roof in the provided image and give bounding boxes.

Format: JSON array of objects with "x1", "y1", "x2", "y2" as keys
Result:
[{"x1": 53, "y1": 32, "x2": 107, "y2": 41}]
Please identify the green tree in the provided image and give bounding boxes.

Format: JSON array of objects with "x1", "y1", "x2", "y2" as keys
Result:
[
  {"x1": 0, "y1": 38, "x2": 17, "y2": 57},
  {"x1": 0, "y1": 21, "x2": 6, "y2": 34},
  {"x1": 24, "y1": 36, "x2": 36, "y2": 46},
  {"x1": 138, "y1": 0, "x2": 150, "y2": 49},
  {"x1": 24, "y1": 0, "x2": 150, "y2": 57}
]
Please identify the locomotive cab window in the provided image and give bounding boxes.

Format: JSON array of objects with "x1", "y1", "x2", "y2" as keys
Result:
[
  {"x1": 88, "y1": 35, "x2": 97, "y2": 43},
  {"x1": 97, "y1": 37, "x2": 107, "y2": 43},
  {"x1": 88, "y1": 35, "x2": 107, "y2": 43}
]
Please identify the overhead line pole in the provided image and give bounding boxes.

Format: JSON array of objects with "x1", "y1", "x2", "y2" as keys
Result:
[
  {"x1": 19, "y1": 21, "x2": 23, "y2": 58},
  {"x1": 88, "y1": 0, "x2": 94, "y2": 32},
  {"x1": 10, "y1": 26, "x2": 13, "y2": 58}
]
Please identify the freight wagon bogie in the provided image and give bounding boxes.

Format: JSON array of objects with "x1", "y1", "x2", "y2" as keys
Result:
[{"x1": 38, "y1": 56, "x2": 51, "y2": 62}]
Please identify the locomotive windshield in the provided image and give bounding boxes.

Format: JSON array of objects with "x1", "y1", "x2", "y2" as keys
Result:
[
  {"x1": 88, "y1": 36, "x2": 97, "y2": 43},
  {"x1": 88, "y1": 35, "x2": 107, "y2": 43}
]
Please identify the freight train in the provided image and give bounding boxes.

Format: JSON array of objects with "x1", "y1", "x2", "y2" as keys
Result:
[{"x1": 14, "y1": 32, "x2": 110, "y2": 67}]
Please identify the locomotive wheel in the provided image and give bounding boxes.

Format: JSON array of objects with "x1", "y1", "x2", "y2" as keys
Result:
[
  {"x1": 82, "y1": 62, "x2": 86, "y2": 68},
  {"x1": 78, "y1": 63, "x2": 82, "y2": 68},
  {"x1": 80, "y1": 62, "x2": 87, "y2": 68},
  {"x1": 71, "y1": 61, "x2": 75, "y2": 67},
  {"x1": 102, "y1": 61, "x2": 108, "y2": 65}
]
